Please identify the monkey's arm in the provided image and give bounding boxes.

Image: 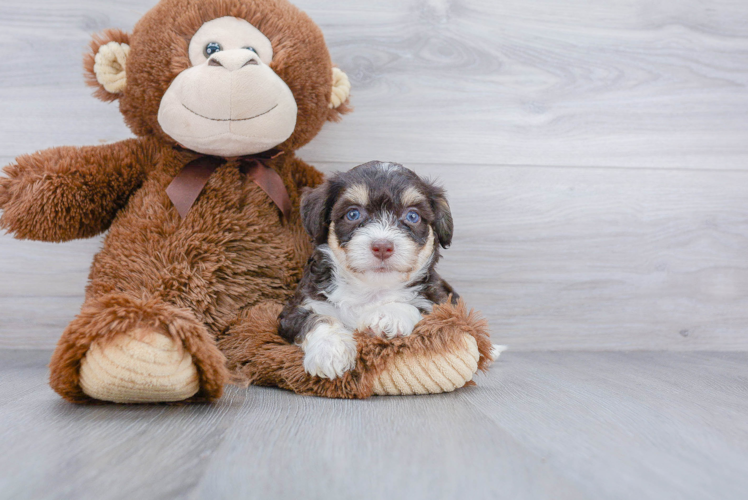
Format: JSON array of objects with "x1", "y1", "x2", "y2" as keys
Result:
[{"x1": 0, "y1": 137, "x2": 156, "y2": 242}]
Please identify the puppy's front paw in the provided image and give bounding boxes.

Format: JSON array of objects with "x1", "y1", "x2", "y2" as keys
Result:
[
  {"x1": 359, "y1": 304, "x2": 423, "y2": 339},
  {"x1": 302, "y1": 321, "x2": 357, "y2": 379}
]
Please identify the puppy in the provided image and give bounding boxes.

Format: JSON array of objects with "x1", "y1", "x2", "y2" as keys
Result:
[{"x1": 278, "y1": 161, "x2": 458, "y2": 379}]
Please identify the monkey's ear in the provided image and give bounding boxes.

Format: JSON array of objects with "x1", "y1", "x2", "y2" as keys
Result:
[
  {"x1": 301, "y1": 182, "x2": 336, "y2": 245},
  {"x1": 327, "y1": 67, "x2": 352, "y2": 122},
  {"x1": 84, "y1": 29, "x2": 131, "y2": 102},
  {"x1": 426, "y1": 183, "x2": 454, "y2": 249}
]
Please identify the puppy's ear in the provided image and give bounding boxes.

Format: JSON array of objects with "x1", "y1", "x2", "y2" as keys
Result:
[
  {"x1": 426, "y1": 183, "x2": 454, "y2": 249},
  {"x1": 301, "y1": 182, "x2": 335, "y2": 244}
]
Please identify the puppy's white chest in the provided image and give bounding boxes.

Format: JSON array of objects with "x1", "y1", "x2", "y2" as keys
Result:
[{"x1": 307, "y1": 280, "x2": 430, "y2": 338}]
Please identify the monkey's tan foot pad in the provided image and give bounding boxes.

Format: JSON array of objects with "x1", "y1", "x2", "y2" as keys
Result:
[
  {"x1": 371, "y1": 333, "x2": 480, "y2": 396},
  {"x1": 79, "y1": 328, "x2": 200, "y2": 403}
]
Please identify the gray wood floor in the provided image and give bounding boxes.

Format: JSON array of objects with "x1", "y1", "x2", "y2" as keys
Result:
[
  {"x1": 1, "y1": 350, "x2": 747, "y2": 500},
  {"x1": 2, "y1": 1, "x2": 748, "y2": 499}
]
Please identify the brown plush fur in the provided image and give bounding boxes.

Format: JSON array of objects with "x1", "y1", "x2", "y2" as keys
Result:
[
  {"x1": 50, "y1": 293, "x2": 228, "y2": 403},
  {"x1": 84, "y1": 28, "x2": 131, "y2": 103},
  {"x1": 219, "y1": 299, "x2": 492, "y2": 399},
  {"x1": 1, "y1": 0, "x2": 488, "y2": 404},
  {"x1": 1, "y1": 0, "x2": 336, "y2": 403},
  {"x1": 104, "y1": 0, "x2": 346, "y2": 151},
  {"x1": 0, "y1": 139, "x2": 155, "y2": 241}
]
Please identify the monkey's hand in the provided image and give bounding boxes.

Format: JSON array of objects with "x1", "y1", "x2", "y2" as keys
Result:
[{"x1": 0, "y1": 138, "x2": 154, "y2": 242}]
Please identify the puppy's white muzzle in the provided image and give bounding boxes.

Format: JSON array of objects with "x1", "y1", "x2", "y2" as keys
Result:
[{"x1": 345, "y1": 216, "x2": 418, "y2": 274}]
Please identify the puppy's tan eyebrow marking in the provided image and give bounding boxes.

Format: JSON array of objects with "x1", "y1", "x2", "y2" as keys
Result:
[
  {"x1": 401, "y1": 186, "x2": 426, "y2": 206},
  {"x1": 342, "y1": 184, "x2": 369, "y2": 206}
]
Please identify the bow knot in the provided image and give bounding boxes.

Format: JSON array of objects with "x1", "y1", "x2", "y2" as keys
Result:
[{"x1": 166, "y1": 147, "x2": 292, "y2": 220}]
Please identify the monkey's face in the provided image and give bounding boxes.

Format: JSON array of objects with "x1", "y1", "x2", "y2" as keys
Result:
[
  {"x1": 84, "y1": 0, "x2": 351, "y2": 156},
  {"x1": 157, "y1": 17, "x2": 298, "y2": 157}
]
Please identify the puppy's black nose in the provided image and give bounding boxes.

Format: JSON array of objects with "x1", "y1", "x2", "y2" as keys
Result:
[{"x1": 371, "y1": 239, "x2": 394, "y2": 260}]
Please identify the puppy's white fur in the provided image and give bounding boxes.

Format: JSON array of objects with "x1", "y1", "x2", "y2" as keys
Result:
[
  {"x1": 330, "y1": 218, "x2": 435, "y2": 280},
  {"x1": 343, "y1": 217, "x2": 417, "y2": 274},
  {"x1": 357, "y1": 302, "x2": 423, "y2": 339},
  {"x1": 301, "y1": 319, "x2": 357, "y2": 379},
  {"x1": 376, "y1": 162, "x2": 402, "y2": 172},
  {"x1": 300, "y1": 212, "x2": 436, "y2": 377}
]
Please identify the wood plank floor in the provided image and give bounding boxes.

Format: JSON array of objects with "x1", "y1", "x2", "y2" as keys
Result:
[{"x1": 1, "y1": 350, "x2": 746, "y2": 500}]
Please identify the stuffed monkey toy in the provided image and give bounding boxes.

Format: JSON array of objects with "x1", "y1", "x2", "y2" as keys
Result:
[{"x1": 0, "y1": 0, "x2": 493, "y2": 403}]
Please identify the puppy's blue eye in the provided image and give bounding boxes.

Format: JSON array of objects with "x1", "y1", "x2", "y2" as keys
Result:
[
  {"x1": 244, "y1": 46, "x2": 257, "y2": 54},
  {"x1": 204, "y1": 42, "x2": 222, "y2": 57},
  {"x1": 346, "y1": 208, "x2": 361, "y2": 221},
  {"x1": 405, "y1": 210, "x2": 420, "y2": 223}
]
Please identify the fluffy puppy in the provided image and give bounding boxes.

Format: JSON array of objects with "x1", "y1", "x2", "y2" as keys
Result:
[{"x1": 278, "y1": 161, "x2": 458, "y2": 379}]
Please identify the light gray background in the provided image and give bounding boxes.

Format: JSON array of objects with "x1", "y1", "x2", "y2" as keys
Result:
[
  {"x1": 3, "y1": 0, "x2": 748, "y2": 350},
  {"x1": 1, "y1": 1, "x2": 747, "y2": 499}
]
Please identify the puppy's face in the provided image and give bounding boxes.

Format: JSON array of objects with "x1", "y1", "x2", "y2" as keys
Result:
[{"x1": 302, "y1": 162, "x2": 453, "y2": 279}]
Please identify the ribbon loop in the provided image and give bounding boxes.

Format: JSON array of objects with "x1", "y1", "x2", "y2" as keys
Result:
[
  {"x1": 240, "y1": 159, "x2": 292, "y2": 220},
  {"x1": 166, "y1": 148, "x2": 290, "y2": 220}
]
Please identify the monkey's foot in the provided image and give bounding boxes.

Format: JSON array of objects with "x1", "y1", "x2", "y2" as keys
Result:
[
  {"x1": 371, "y1": 333, "x2": 480, "y2": 395},
  {"x1": 79, "y1": 327, "x2": 200, "y2": 403}
]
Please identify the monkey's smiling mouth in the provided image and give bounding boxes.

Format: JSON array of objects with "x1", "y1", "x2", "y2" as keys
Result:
[{"x1": 181, "y1": 103, "x2": 278, "y2": 122}]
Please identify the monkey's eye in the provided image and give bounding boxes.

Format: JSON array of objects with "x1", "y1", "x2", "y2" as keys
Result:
[
  {"x1": 346, "y1": 208, "x2": 361, "y2": 221},
  {"x1": 244, "y1": 46, "x2": 258, "y2": 54},
  {"x1": 204, "y1": 42, "x2": 222, "y2": 57},
  {"x1": 405, "y1": 210, "x2": 421, "y2": 224}
]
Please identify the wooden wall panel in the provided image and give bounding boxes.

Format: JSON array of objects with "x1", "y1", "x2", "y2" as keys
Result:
[
  {"x1": 4, "y1": 162, "x2": 748, "y2": 350},
  {"x1": 1, "y1": 0, "x2": 746, "y2": 168},
  {"x1": 2, "y1": 0, "x2": 747, "y2": 350}
]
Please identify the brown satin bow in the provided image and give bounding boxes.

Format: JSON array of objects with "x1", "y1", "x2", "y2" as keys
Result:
[{"x1": 166, "y1": 146, "x2": 291, "y2": 220}]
